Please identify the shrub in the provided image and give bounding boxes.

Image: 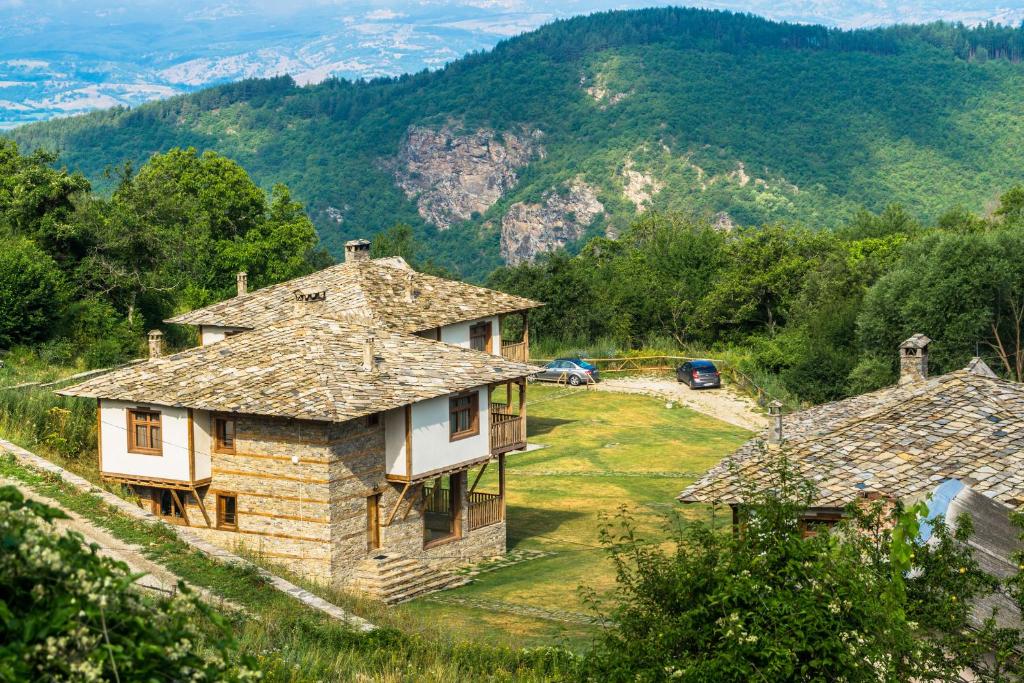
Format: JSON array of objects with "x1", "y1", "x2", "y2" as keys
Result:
[
  {"x1": 0, "y1": 237, "x2": 67, "y2": 348},
  {"x1": 0, "y1": 485, "x2": 259, "y2": 681}
]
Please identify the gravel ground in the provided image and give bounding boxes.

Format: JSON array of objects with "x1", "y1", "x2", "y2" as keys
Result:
[{"x1": 592, "y1": 377, "x2": 768, "y2": 432}]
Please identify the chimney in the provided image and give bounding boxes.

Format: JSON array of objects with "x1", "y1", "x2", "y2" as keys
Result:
[
  {"x1": 345, "y1": 238, "x2": 371, "y2": 263},
  {"x1": 899, "y1": 334, "x2": 931, "y2": 385},
  {"x1": 293, "y1": 288, "x2": 327, "y2": 316},
  {"x1": 148, "y1": 330, "x2": 164, "y2": 359},
  {"x1": 768, "y1": 400, "x2": 783, "y2": 445},
  {"x1": 363, "y1": 333, "x2": 376, "y2": 372},
  {"x1": 236, "y1": 271, "x2": 248, "y2": 296}
]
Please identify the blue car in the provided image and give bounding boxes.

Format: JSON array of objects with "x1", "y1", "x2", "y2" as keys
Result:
[
  {"x1": 537, "y1": 358, "x2": 600, "y2": 385},
  {"x1": 676, "y1": 360, "x2": 721, "y2": 389}
]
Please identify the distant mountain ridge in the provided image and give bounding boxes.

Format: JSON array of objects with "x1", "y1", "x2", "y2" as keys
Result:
[{"x1": 10, "y1": 7, "x2": 1024, "y2": 279}]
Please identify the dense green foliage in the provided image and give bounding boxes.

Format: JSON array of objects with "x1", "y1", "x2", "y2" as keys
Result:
[
  {"x1": 491, "y1": 189, "x2": 1024, "y2": 403},
  {"x1": 0, "y1": 485, "x2": 256, "y2": 681},
  {"x1": 585, "y1": 455, "x2": 1017, "y2": 681},
  {"x1": 0, "y1": 140, "x2": 326, "y2": 365},
  {"x1": 9, "y1": 8, "x2": 1024, "y2": 278}
]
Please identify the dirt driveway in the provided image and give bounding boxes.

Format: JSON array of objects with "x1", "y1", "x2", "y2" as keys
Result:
[{"x1": 593, "y1": 377, "x2": 767, "y2": 432}]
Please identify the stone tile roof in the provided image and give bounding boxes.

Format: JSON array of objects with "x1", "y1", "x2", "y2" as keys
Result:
[
  {"x1": 58, "y1": 317, "x2": 542, "y2": 422},
  {"x1": 678, "y1": 360, "x2": 1024, "y2": 509},
  {"x1": 165, "y1": 258, "x2": 541, "y2": 332}
]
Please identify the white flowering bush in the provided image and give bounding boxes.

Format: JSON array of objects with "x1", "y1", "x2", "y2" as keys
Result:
[{"x1": 0, "y1": 485, "x2": 260, "y2": 681}]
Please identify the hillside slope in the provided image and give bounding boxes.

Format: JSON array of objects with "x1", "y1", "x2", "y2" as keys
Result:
[{"x1": 10, "y1": 8, "x2": 1024, "y2": 279}]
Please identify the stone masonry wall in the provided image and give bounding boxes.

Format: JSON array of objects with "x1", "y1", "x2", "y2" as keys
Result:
[{"x1": 141, "y1": 412, "x2": 507, "y2": 588}]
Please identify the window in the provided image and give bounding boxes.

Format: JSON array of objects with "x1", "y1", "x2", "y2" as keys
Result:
[
  {"x1": 156, "y1": 489, "x2": 186, "y2": 520},
  {"x1": 449, "y1": 392, "x2": 479, "y2": 440},
  {"x1": 217, "y1": 493, "x2": 238, "y2": 530},
  {"x1": 127, "y1": 409, "x2": 162, "y2": 454},
  {"x1": 213, "y1": 416, "x2": 236, "y2": 453},
  {"x1": 366, "y1": 413, "x2": 381, "y2": 428},
  {"x1": 469, "y1": 322, "x2": 492, "y2": 353}
]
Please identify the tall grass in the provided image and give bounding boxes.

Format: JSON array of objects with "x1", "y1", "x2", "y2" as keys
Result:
[{"x1": 0, "y1": 348, "x2": 98, "y2": 478}]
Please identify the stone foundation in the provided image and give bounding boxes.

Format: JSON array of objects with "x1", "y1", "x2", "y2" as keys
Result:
[{"x1": 139, "y1": 412, "x2": 507, "y2": 590}]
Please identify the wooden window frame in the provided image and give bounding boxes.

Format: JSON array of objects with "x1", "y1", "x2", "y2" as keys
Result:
[
  {"x1": 212, "y1": 415, "x2": 237, "y2": 454},
  {"x1": 216, "y1": 492, "x2": 238, "y2": 531},
  {"x1": 127, "y1": 408, "x2": 162, "y2": 455},
  {"x1": 449, "y1": 392, "x2": 480, "y2": 441},
  {"x1": 469, "y1": 321, "x2": 493, "y2": 354}
]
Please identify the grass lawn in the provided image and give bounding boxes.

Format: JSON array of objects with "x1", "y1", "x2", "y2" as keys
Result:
[{"x1": 396, "y1": 383, "x2": 751, "y2": 650}]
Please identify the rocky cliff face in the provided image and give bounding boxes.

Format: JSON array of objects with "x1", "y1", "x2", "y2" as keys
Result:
[
  {"x1": 500, "y1": 180, "x2": 604, "y2": 265},
  {"x1": 392, "y1": 124, "x2": 543, "y2": 229}
]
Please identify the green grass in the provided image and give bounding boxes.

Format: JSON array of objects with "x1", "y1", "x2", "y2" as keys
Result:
[
  {"x1": 396, "y1": 384, "x2": 750, "y2": 648},
  {"x1": 0, "y1": 355, "x2": 749, "y2": 670}
]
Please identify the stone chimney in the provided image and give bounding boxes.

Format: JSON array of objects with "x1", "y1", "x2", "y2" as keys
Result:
[
  {"x1": 293, "y1": 288, "x2": 327, "y2": 316},
  {"x1": 148, "y1": 330, "x2": 164, "y2": 359},
  {"x1": 768, "y1": 400, "x2": 783, "y2": 445},
  {"x1": 899, "y1": 334, "x2": 931, "y2": 385},
  {"x1": 345, "y1": 239, "x2": 371, "y2": 263},
  {"x1": 236, "y1": 271, "x2": 248, "y2": 296}
]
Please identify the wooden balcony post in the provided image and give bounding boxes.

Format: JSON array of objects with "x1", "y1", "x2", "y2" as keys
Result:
[
  {"x1": 499, "y1": 453, "x2": 506, "y2": 522},
  {"x1": 519, "y1": 378, "x2": 526, "y2": 441},
  {"x1": 522, "y1": 310, "x2": 529, "y2": 355}
]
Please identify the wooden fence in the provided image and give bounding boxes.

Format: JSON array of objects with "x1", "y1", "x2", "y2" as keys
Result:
[
  {"x1": 531, "y1": 355, "x2": 795, "y2": 410},
  {"x1": 468, "y1": 491, "x2": 503, "y2": 530},
  {"x1": 490, "y1": 411, "x2": 525, "y2": 453}
]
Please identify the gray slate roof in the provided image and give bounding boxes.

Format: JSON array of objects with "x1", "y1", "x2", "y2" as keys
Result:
[
  {"x1": 679, "y1": 360, "x2": 1024, "y2": 509},
  {"x1": 58, "y1": 317, "x2": 542, "y2": 422},
  {"x1": 165, "y1": 257, "x2": 541, "y2": 332}
]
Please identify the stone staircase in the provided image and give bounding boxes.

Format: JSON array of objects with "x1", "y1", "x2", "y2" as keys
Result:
[{"x1": 350, "y1": 553, "x2": 469, "y2": 604}]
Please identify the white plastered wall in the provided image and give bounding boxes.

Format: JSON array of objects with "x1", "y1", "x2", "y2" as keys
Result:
[
  {"x1": 99, "y1": 399, "x2": 192, "y2": 481},
  {"x1": 200, "y1": 325, "x2": 247, "y2": 346},
  {"x1": 439, "y1": 315, "x2": 501, "y2": 355},
  {"x1": 192, "y1": 409, "x2": 213, "y2": 480},
  {"x1": 385, "y1": 388, "x2": 491, "y2": 478}
]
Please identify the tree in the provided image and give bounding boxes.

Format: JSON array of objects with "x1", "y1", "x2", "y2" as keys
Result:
[
  {"x1": 585, "y1": 454, "x2": 997, "y2": 682},
  {"x1": 0, "y1": 237, "x2": 67, "y2": 348}
]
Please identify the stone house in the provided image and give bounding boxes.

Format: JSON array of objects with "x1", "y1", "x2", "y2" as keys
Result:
[
  {"x1": 679, "y1": 335, "x2": 1024, "y2": 532},
  {"x1": 59, "y1": 240, "x2": 542, "y2": 599}
]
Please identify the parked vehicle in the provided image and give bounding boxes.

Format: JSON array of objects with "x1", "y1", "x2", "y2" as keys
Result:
[
  {"x1": 676, "y1": 360, "x2": 721, "y2": 389},
  {"x1": 535, "y1": 358, "x2": 600, "y2": 385}
]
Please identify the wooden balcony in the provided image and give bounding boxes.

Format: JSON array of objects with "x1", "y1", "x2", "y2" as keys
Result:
[
  {"x1": 468, "y1": 491, "x2": 503, "y2": 530},
  {"x1": 501, "y1": 340, "x2": 528, "y2": 363},
  {"x1": 490, "y1": 409, "x2": 525, "y2": 455}
]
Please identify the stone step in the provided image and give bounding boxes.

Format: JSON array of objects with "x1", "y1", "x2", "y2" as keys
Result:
[{"x1": 350, "y1": 553, "x2": 468, "y2": 604}]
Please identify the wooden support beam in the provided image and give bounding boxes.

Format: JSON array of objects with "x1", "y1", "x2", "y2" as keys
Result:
[
  {"x1": 384, "y1": 481, "x2": 411, "y2": 527},
  {"x1": 194, "y1": 490, "x2": 212, "y2": 527},
  {"x1": 519, "y1": 377, "x2": 527, "y2": 440},
  {"x1": 402, "y1": 486, "x2": 418, "y2": 522},
  {"x1": 169, "y1": 489, "x2": 190, "y2": 527},
  {"x1": 498, "y1": 453, "x2": 506, "y2": 522},
  {"x1": 404, "y1": 404, "x2": 413, "y2": 480},
  {"x1": 468, "y1": 462, "x2": 489, "y2": 495}
]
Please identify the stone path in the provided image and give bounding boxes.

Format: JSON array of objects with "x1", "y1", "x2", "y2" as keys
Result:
[
  {"x1": 594, "y1": 377, "x2": 768, "y2": 432},
  {"x1": 0, "y1": 438, "x2": 375, "y2": 632},
  {"x1": 1, "y1": 475, "x2": 239, "y2": 610}
]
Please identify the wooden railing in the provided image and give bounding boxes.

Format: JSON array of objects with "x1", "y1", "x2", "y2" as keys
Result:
[
  {"x1": 490, "y1": 412, "x2": 525, "y2": 454},
  {"x1": 468, "y1": 491, "x2": 503, "y2": 530},
  {"x1": 501, "y1": 340, "x2": 528, "y2": 363},
  {"x1": 530, "y1": 355, "x2": 797, "y2": 410},
  {"x1": 422, "y1": 484, "x2": 451, "y2": 515}
]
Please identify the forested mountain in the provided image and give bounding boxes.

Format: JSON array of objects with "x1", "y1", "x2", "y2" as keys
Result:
[{"x1": 10, "y1": 7, "x2": 1024, "y2": 279}]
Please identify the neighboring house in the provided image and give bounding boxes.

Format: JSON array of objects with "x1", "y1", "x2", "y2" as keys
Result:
[
  {"x1": 58, "y1": 239, "x2": 543, "y2": 597},
  {"x1": 679, "y1": 335, "x2": 1024, "y2": 533}
]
